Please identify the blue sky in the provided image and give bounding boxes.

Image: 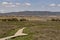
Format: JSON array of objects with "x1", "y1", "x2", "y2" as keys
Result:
[{"x1": 0, "y1": 0, "x2": 60, "y2": 13}]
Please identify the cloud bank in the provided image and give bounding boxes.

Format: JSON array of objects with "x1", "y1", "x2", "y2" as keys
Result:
[
  {"x1": 0, "y1": 2, "x2": 31, "y2": 7},
  {"x1": 49, "y1": 3, "x2": 60, "y2": 7}
]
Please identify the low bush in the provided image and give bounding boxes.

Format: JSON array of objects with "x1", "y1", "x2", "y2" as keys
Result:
[
  {"x1": 2, "y1": 19, "x2": 7, "y2": 21},
  {"x1": 20, "y1": 18, "x2": 28, "y2": 21},
  {"x1": 8, "y1": 18, "x2": 18, "y2": 21},
  {"x1": 50, "y1": 18, "x2": 60, "y2": 21},
  {"x1": 1, "y1": 18, "x2": 18, "y2": 22}
]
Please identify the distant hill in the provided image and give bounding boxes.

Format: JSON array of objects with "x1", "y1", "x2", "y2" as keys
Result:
[{"x1": 0, "y1": 11, "x2": 60, "y2": 16}]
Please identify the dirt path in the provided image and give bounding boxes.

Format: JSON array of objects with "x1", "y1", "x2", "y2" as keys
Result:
[{"x1": 0, "y1": 27, "x2": 28, "y2": 40}]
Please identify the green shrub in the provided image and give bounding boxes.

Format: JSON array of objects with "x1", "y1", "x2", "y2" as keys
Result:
[
  {"x1": 2, "y1": 19, "x2": 7, "y2": 21},
  {"x1": 20, "y1": 18, "x2": 28, "y2": 21},
  {"x1": 50, "y1": 18, "x2": 60, "y2": 21},
  {"x1": 1, "y1": 18, "x2": 18, "y2": 22},
  {"x1": 8, "y1": 18, "x2": 18, "y2": 21}
]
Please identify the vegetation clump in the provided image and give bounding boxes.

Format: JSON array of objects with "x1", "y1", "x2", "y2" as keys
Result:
[
  {"x1": 20, "y1": 18, "x2": 28, "y2": 21},
  {"x1": 50, "y1": 18, "x2": 60, "y2": 21},
  {"x1": 1, "y1": 18, "x2": 18, "y2": 22},
  {"x1": 0, "y1": 18, "x2": 28, "y2": 22},
  {"x1": 8, "y1": 18, "x2": 18, "y2": 21}
]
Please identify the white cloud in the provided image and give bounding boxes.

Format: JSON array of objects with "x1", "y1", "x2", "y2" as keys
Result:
[
  {"x1": 16, "y1": 3, "x2": 21, "y2": 6},
  {"x1": 2, "y1": 2, "x2": 9, "y2": 5},
  {"x1": 11, "y1": 5, "x2": 16, "y2": 7},
  {"x1": 0, "y1": 10, "x2": 5, "y2": 13},
  {"x1": 57, "y1": 4, "x2": 60, "y2": 7},
  {"x1": 23, "y1": 3, "x2": 31, "y2": 7},
  {"x1": 8, "y1": 2, "x2": 13, "y2": 5},
  {"x1": 5, "y1": 4, "x2": 16, "y2": 7},
  {"x1": 1, "y1": 2, "x2": 31, "y2": 7},
  {"x1": 1, "y1": 2, "x2": 21, "y2": 7},
  {"x1": 2, "y1": 2, "x2": 14, "y2": 7},
  {"x1": 49, "y1": 4, "x2": 56, "y2": 7},
  {"x1": 25, "y1": 3, "x2": 31, "y2": 6},
  {"x1": 49, "y1": 4, "x2": 60, "y2": 7}
]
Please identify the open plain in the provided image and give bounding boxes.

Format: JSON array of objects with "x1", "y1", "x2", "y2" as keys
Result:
[{"x1": 0, "y1": 16, "x2": 60, "y2": 40}]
